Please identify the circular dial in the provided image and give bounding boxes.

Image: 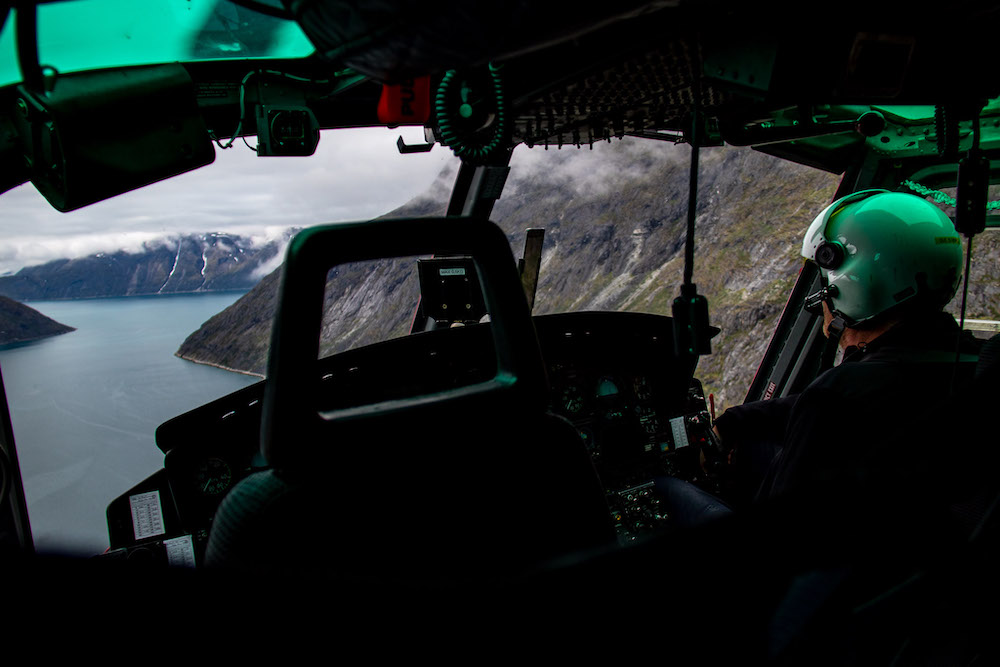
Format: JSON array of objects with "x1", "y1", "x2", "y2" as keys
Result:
[
  {"x1": 194, "y1": 457, "x2": 233, "y2": 497},
  {"x1": 560, "y1": 385, "x2": 585, "y2": 414}
]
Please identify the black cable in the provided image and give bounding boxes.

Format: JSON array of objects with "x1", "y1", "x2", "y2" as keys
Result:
[
  {"x1": 14, "y1": 2, "x2": 42, "y2": 93},
  {"x1": 672, "y1": 60, "x2": 712, "y2": 358},
  {"x1": 215, "y1": 70, "x2": 258, "y2": 149},
  {"x1": 683, "y1": 72, "x2": 701, "y2": 287},
  {"x1": 435, "y1": 65, "x2": 507, "y2": 161},
  {"x1": 684, "y1": 111, "x2": 699, "y2": 286}
]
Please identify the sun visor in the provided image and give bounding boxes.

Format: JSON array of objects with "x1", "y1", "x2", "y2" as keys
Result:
[
  {"x1": 12, "y1": 63, "x2": 214, "y2": 212},
  {"x1": 283, "y1": 0, "x2": 666, "y2": 81}
]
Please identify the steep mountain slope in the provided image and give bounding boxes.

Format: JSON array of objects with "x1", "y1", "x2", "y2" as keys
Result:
[
  {"x1": 0, "y1": 231, "x2": 296, "y2": 301},
  {"x1": 177, "y1": 140, "x2": 843, "y2": 410},
  {"x1": 490, "y1": 142, "x2": 841, "y2": 410},
  {"x1": 176, "y1": 168, "x2": 455, "y2": 375},
  {"x1": 0, "y1": 296, "x2": 75, "y2": 345}
]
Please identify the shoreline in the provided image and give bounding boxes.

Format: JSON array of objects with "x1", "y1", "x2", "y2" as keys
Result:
[
  {"x1": 0, "y1": 326, "x2": 76, "y2": 350},
  {"x1": 175, "y1": 353, "x2": 265, "y2": 379},
  {"x1": 14, "y1": 288, "x2": 251, "y2": 304}
]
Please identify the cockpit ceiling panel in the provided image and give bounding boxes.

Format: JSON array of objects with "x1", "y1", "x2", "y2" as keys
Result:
[
  {"x1": 508, "y1": 40, "x2": 731, "y2": 149},
  {"x1": 283, "y1": 0, "x2": 673, "y2": 82},
  {"x1": 282, "y1": 0, "x2": 1000, "y2": 163}
]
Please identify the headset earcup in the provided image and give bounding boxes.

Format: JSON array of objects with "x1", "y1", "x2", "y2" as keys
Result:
[{"x1": 815, "y1": 241, "x2": 846, "y2": 270}]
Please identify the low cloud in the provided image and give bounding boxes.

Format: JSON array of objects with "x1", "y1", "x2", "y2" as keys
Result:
[
  {"x1": 0, "y1": 231, "x2": 170, "y2": 274},
  {"x1": 1, "y1": 129, "x2": 690, "y2": 275},
  {"x1": 1, "y1": 127, "x2": 454, "y2": 273},
  {"x1": 508, "y1": 137, "x2": 687, "y2": 197},
  {"x1": 0, "y1": 226, "x2": 306, "y2": 275}
]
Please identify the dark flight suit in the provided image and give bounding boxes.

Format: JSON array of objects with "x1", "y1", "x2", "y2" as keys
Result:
[
  {"x1": 716, "y1": 310, "x2": 980, "y2": 509},
  {"x1": 657, "y1": 310, "x2": 980, "y2": 536},
  {"x1": 682, "y1": 312, "x2": 984, "y2": 664}
]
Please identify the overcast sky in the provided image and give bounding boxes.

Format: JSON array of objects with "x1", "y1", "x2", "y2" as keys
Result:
[
  {"x1": 0, "y1": 123, "x2": 693, "y2": 276},
  {"x1": 0, "y1": 126, "x2": 458, "y2": 274}
]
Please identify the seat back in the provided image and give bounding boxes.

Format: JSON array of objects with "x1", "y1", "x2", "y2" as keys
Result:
[{"x1": 207, "y1": 217, "x2": 615, "y2": 580}]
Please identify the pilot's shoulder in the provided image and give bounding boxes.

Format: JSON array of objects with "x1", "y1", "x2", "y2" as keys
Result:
[{"x1": 800, "y1": 358, "x2": 906, "y2": 401}]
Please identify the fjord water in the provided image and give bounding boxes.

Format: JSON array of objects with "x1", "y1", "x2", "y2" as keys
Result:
[{"x1": 0, "y1": 292, "x2": 259, "y2": 555}]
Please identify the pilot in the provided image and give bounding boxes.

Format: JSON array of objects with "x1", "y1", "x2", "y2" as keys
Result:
[{"x1": 711, "y1": 189, "x2": 979, "y2": 511}]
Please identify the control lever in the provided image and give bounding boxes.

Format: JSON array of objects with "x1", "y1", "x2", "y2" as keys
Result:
[{"x1": 693, "y1": 411, "x2": 730, "y2": 474}]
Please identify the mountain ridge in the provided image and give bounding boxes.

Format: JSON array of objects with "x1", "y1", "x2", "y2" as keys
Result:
[
  {"x1": 172, "y1": 140, "x2": 1000, "y2": 412},
  {"x1": 176, "y1": 141, "x2": 842, "y2": 410},
  {"x1": 0, "y1": 230, "x2": 297, "y2": 302}
]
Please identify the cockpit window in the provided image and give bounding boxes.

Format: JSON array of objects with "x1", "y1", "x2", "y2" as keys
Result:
[
  {"x1": 0, "y1": 0, "x2": 314, "y2": 87},
  {"x1": 320, "y1": 257, "x2": 425, "y2": 359}
]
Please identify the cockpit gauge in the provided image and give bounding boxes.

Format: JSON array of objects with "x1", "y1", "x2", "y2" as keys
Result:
[
  {"x1": 595, "y1": 376, "x2": 620, "y2": 398},
  {"x1": 596, "y1": 376, "x2": 627, "y2": 422},
  {"x1": 635, "y1": 404, "x2": 660, "y2": 435},
  {"x1": 560, "y1": 385, "x2": 586, "y2": 414},
  {"x1": 194, "y1": 457, "x2": 233, "y2": 497},
  {"x1": 633, "y1": 376, "x2": 652, "y2": 401}
]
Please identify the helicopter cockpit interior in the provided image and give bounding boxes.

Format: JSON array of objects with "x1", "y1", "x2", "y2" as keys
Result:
[{"x1": 3, "y1": 0, "x2": 1000, "y2": 659}]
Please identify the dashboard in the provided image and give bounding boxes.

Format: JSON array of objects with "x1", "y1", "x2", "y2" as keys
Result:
[
  {"x1": 105, "y1": 311, "x2": 721, "y2": 565},
  {"x1": 535, "y1": 312, "x2": 720, "y2": 542}
]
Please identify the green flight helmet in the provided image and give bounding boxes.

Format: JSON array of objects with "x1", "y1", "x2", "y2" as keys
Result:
[{"x1": 801, "y1": 189, "x2": 963, "y2": 326}]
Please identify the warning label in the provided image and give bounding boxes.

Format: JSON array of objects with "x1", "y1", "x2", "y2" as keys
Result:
[
  {"x1": 130, "y1": 491, "x2": 165, "y2": 541},
  {"x1": 164, "y1": 535, "x2": 197, "y2": 568},
  {"x1": 670, "y1": 416, "x2": 690, "y2": 449}
]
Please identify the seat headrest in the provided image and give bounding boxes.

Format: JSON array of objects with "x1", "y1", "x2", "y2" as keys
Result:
[{"x1": 260, "y1": 217, "x2": 548, "y2": 469}]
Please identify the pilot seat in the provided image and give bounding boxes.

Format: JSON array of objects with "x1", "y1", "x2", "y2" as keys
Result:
[{"x1": 205, "y1": 217, "x2": 616, "y2": 583}]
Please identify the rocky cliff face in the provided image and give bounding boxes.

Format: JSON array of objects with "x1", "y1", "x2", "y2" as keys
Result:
[
  {"x1": 175, "y1": 191, "x2": 446, "y2": 376},
  {"x1": 0, "y1": 296, "x2": 75, "y2": 345},
  {"x1": 170, "y1": 140, "x2": 1000, "y2": 412},
  {"x1": 176, "y1": 140, "x2": 844, "y2": 410},
  {"x1": 490, "y1": 142, "x2": 842, "y2": 411},
  {"x1": 0, "y1": 231, "x2": 296, "y2": 301}
]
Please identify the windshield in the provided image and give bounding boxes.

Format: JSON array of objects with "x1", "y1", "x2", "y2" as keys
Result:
[
  {"x1": 0, "y1": 126, "x2": 452, "y2": 554},
  {"x1": 0, "y1": 0, "x2": 314, "y2": 87}
]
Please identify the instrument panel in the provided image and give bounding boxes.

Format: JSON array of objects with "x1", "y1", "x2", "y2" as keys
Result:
[
  {"x1": 105, "y1": 310, "x2": 720, "y2": 560},
  {"x1": 533, "y1": 312, "x2": 720, "y2": 542}
]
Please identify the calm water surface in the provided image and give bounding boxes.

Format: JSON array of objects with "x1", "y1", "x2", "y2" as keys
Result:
[{"x1": 0, "y1": 293, "x2": 259, "y2": 555}]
